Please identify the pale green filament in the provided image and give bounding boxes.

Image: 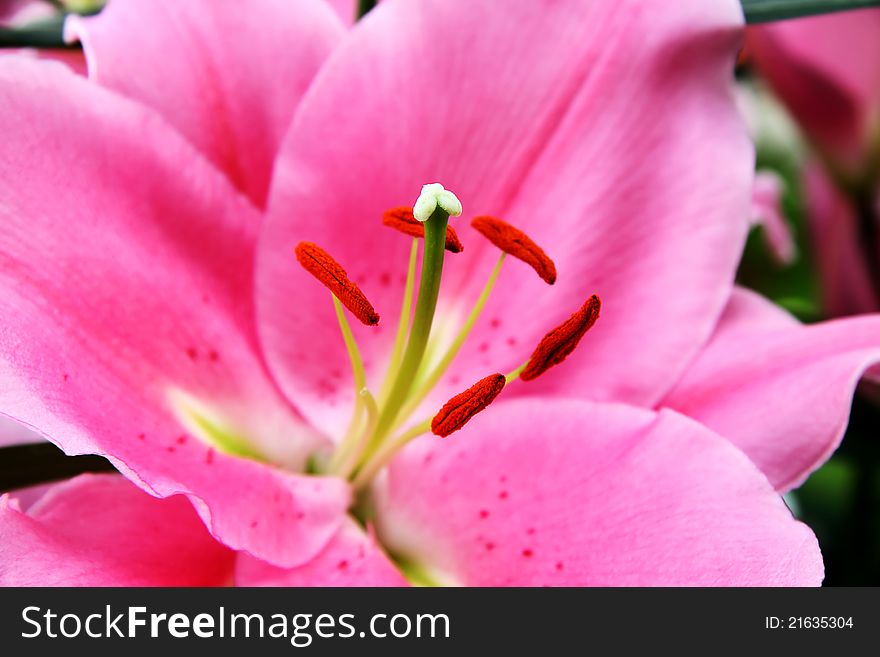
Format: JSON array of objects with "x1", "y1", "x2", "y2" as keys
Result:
[
  {"x1": 351, "y1": 418, "x2": 432, "y2": 490},
  {"x1": 335, "y1": 388, "x2": 380, "y2": 479},
  {"x1": 390, "y1": 253, "x2": 506, "y2": 434},
  {"x1": 378, "y1": 238, "x2": 419, "y2": 407},
  {"x1": 505, "y1": 360, "x2": 529, "y2": 384},
  {"x1": 325, "y1": 294, "x2": 373, "y2": 473}
]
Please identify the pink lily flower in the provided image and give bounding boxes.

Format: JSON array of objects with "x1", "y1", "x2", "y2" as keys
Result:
[{"x1": 6, "y1": 0, "x2": 877, "y2": 586}]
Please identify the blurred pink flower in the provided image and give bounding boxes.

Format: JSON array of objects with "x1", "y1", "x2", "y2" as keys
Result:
[
  {"x1": 803, "y1": 164, "x2": 880, "y2": 316},
  {"x1": 6, "y1": 0, "x2": 880, "y2": 586},
  {"x1": 0, "y1": 0, "x2": 54, "y2": 27},
  {"x1": 750, "y1": 170, "x2": 797, "y2": 265},
  {"x1": 747, "y1": 9, "x2": 880, "y2": 177},
  {"x1": 747, "y1": 10, "x2": 880, "y2": 317}
]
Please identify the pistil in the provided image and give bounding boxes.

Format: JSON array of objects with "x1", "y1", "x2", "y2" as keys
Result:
[{"x1": 369, "y1": 185, "x2": 462, "y2": 446}]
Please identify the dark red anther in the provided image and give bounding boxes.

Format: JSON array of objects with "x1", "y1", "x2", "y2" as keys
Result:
[
  {"x1": 521, "y1": 295, "x2": 601, "y2": 381},
  {"x1": 431, "y1": 374, "x2": 506, "y2": 438},
  {"x1": 471, "y1": 216, "x2": 556, "y2": 284},
  {"x1": 295, "y1": 242, "x2": 380, "y2": 326}
]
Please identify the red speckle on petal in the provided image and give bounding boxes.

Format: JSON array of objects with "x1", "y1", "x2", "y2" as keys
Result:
[
  {"x1": 526, "y1": 527, "x2": 535, "y2": 536},
  {"x1": 166, "y1": 446, "x2": 176, "y2": 453},
  {"x1": 137, "y1": 433, "x2": 146, "y2": 441},
  {"x1": 176, "y1": 435, "x2": 187, "y2": 445},
  {"x1": 478, "y1": 342, "x2": 489, "y2": 353},
  {"x1": 63, "y1": 373, "x2": 69, "y2": 382},
  {"x1": 555, "y1": 562, "x2": 564, "y2": 571},
  {"x1": 499, "y1": 490, "x2": 508, "y2": 500},
  {"x1": 250, "y1": 520, "x2": 258, "y2": 529},
  {"x1": 485, "y1": 542, "x2": 495, "y2": 551},
  {"x1": 186, "y1": 347, "x2": 198, "y2": 360},
  {"x1": 208, "y1": 350, "x2": 220, "y2": 362},
  {"x1": 337, "y1": 560, "x2": 349, "y2": 570},
  {"x1": 506, "y1": 337, "x2": 517, "y2": 347},
  {"x1": 490, "y1": 318, "x2": 501, "y2": 329},
  {"x1": 296, "y1": 511, "x2": 306, "y2": 520},
  {"x1": 379, "y1": 271, "x2": 392, "y2": 287},
  {"x1": 479, "y1": 510, "x2": 489, "y2": 519},
  {"x1": 522, "y1": 549, "x2": 534, "y2": 558},
  {"x1": 205, "y1": 448, "x2": 215, "y2": 464}
]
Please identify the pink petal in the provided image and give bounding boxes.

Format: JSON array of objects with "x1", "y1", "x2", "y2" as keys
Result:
[
  {"x1": 663, "y1": 287, "x2": 880, "y2": 491},
  {"x1": 66, "y1": 0, "x2": 345, "y2": 207},
  {"x1": 0, "y1": 416, "x2": 42, "y2": 447},
  {"x1": 746, "y1": 9, "x2": 880, "y2": 171},
  {"x1": 750, "y1": 170, "x2": 796, "y2": 265},
  {"x1": 2, "y1": 49, "x2": 88, "y2": 76},
  {"x1": 257, "y1": 0, "x2": 752, "y2": 436},
  {"x1": 0, "y1": 58, "x2": 349, "y2": 567},
  {"x1": 324, "y1": 0, "x2": 357, "y2": 25},
  {"x1": 804, "y1": 163, "x2": 878, "y2": 316},
  {"x1": 372, "y1": 399, "x2": 822, "y2": 586},
  {"x1": 0, "y1": 474, "x2": 234, "y2": 586},
  {"x1": 236, "y1": 519, "x2": 407, "y2": 586}
]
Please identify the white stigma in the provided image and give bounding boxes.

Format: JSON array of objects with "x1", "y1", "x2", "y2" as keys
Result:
[{"x1": 412, "y1": 183, "x2": 462, "y2": 222}]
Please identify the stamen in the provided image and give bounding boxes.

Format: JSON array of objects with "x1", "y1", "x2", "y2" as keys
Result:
[
  {"x1": 350, "y1": 416, "x2": 432, "y2": 491},
  {"x1": 471, "y1": 216, "x2": 557, "y2": 284},
  {"x1": 295, "y1": 242, "x2": 380, "y2": 326},
  {"x1": 333, "y1": 388, "x2": 380, "y2": 479},
  {"x1": 520, "y1": 295, "x2": 601, "y2": 381},
  {"x1": 383, "y1": 207, "x2": 464, "y2": 253},
  {"x1": 378, "y1": 238, "x2": 420, "y2": 406},
  {"x1": 324, "y1": 296, "x2": 372, "y2": 474},
  {"x1": 431, "y1": 373, "x2": 506, "y2": 437}
]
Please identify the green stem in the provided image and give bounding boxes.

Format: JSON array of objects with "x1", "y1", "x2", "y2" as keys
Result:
[
  {"x1": 371, "y1": 209, "x2": 449, "y2": 445},
  {"x1": 0, "y1": 16, "x2": 74, "y2": 50},
  {"x1": 742, "y1": 0, "x2": 880, "y2": 23},
  {"x1": 356, "y1": 0, "x2": 378, "y2": 20}
]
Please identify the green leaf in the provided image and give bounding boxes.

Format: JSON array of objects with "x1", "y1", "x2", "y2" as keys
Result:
[{"x1": 742, "y1": 0, "x2": 880, "y2": 23}]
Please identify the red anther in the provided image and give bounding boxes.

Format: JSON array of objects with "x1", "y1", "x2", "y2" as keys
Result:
[
  {"x1": 382, "y1": 206, "x2": 464, "y2": 253},
  {"x1": 295, "y1": 242, "x2": 380, "y2": 326},
  {"x1": 521, "y1": 295, "x2": 601, "y2": 381},
  {"x1": 431, "y1": 374, "x2": 506, "y2": 438},
  {"x1": 471, "y1": 216, "x2": 556, "y2": 284}
]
